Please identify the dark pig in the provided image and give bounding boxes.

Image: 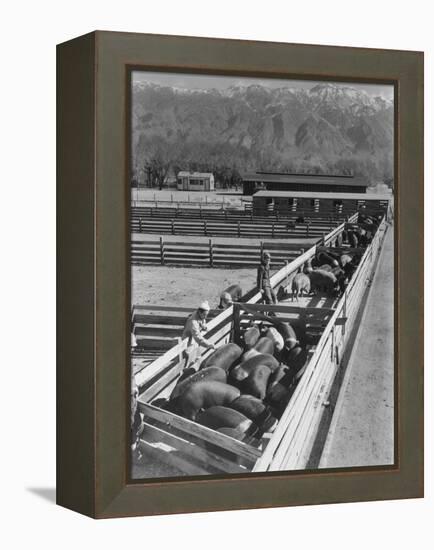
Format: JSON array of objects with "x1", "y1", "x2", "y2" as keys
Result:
[
  {"x1": 229, "y1": 395, "x2": 277, "y2": 433},
  {"x1": 317, "y1": 251, "x2": 339, "y2": 267},
  {"x1": 196, "y1": 406, "x2": 254, "y2": 433},
  {"x1": 253, "y1": 336, "x2": 275, "y2": 356},
  {"x1": 280, "y1": 346, "x2": 309, "y2": 381},
  {"x1": 170, "y1": 366, "x2": 227, "y2": 400},
  {"x1": 241, "y1": 364, "x2": 272, "y2": 400},
  {"x1": 200, "y1": 343, "x2": 243, "y2": 372},
  {"x1": 178, "y1": 381, "x2": 240, "y2": 420},
  {"x1": 242, "y1": 325, "x2": 260, "y2": 349},
  {"x1": 307, "y1": 268, "x2": 338, "y2": 295}
]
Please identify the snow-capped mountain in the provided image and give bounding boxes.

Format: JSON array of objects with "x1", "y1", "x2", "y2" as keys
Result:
[{"x1": 131, "y1": 81, "x2": 394, "y2": 185}]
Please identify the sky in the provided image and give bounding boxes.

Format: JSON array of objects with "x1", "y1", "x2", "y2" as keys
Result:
[{"x1": 133, "y1": 71, "x2": 394, "y2": 100}]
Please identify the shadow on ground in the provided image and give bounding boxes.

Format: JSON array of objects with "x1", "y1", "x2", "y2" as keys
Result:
[{"x1": 27, "y1": 487, "x2": 56, "y2": 504}]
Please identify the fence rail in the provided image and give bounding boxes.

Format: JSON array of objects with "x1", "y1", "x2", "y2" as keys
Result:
[
  {"x1": 131, "y1": 237, "x2": 303, "y2": 267},
  {"x1": 132, "y1": 205, "x2": 348, "y2": 222},
  {"x1": 132, "y1": 219, "x2": 337, "y2": 239}
]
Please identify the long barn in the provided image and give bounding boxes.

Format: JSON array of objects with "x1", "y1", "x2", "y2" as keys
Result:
[
  {"x1": 252, "y1": 190, "x2": 392, "y2": 218},
  {"x1": 241, "y1": 171, "x2": 368, "y2": 195}
]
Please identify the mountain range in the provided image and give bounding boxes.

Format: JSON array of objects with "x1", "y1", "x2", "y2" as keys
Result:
[{"x1": 132, "y1": 81, "x2": 394, "y2": 186}]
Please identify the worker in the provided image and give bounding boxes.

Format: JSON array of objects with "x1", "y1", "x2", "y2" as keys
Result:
[
  {"x1": 257, "y1": 250, "x2": 277, "y2": 305},
  {"x1": 182, "y1": 301, "x2": 216, "y2": 368},
  {"x1": 131, "y1": 374, "x2": 143, "y2": 460}
]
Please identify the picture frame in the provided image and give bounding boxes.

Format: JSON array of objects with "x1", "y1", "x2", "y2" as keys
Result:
[{"x1": 57, "y1": 30, "x2": 423, "y2": 518}]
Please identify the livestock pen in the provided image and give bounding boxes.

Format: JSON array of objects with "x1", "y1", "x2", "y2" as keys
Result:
[
  {"x1": 131, "y1": 205, "x2": 347, "y2": 240},
  {"x1": 133, "y1": 215, "x2": 388, "y2": 476}
]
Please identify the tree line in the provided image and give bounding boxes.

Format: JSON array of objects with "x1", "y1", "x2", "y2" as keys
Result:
[{"x1": 131, "y1": 135, "x2": 394, "y2": 189}]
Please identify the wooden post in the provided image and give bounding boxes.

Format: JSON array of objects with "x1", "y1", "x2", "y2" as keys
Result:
[
  {"x1": 171, "y1": 220, "x2": 175, "y2": 235},
  {"x1": 209, "y1": 239, "x2": 213, "y2": 267},
  {"x1": 150, "y1": 208, "x2": 153, "y2": 217},
  {"x1": 272, "y1": 223, "x2": 275, "y2": 238},
  {"x1": 233, "y1": 303, "x2": 241, "y2": 346},
  {"x1": 139, "y1": 218, "x2": 142, "y2": 233},
  {"x1": 177, "y1": 337, "x2": 183, "y2": 365},
  {"x1": 204, "y1": 220, "x2": 207, "y2": 236},
  {"x1": 343, "y1": 289, "x2": 347, "y2": 337},
  {"x1": 160, "y1": 236, "x2": 165, "y2": 265},
  {"x1": 331, "y1": 326, "x2": 335, "y2": 362},
  {"x1": 285, "y1": 260, "x2": 290, "y2": 289},
  {"x1": 238, "y1": 221, "x2": 241, "y2": 237}
]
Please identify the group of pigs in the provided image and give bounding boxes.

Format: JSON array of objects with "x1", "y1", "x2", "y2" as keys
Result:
[
  {"x1": 286, "y1": 215, "x2": 383, "y2": 300},
  {"x1": 151, "y1": 315, "x2": 309, "y2": 446}
]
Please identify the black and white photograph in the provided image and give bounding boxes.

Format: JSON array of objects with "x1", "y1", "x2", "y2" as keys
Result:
[{"x1": 129, "y1": 71, "x2": 395, "y2": 479}]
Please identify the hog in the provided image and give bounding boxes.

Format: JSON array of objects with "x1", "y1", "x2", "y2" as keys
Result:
[
  {"x1": 307, "y1": 268, "x2": 338, "y2": 295},
  {"x1": 291, "y1": 273, "x2": 311, "y2": 301}
]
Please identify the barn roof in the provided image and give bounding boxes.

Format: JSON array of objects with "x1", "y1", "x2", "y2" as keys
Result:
[
  {"x1": 253, "y1": 190, "x2": 392, "y2": 201},
  {"x1": 242, "y1": 172, "x2": 367, "y2": 188},
  {"x1": 178, "y1": 171, "x2": 214, "y2": 178}
]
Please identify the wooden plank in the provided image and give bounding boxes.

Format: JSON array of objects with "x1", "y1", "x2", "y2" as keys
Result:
[
  {"x1": 133, "y1": 305, "x2": 196, "y2": 312},
  {"x1": 138, "y1": 402, "x2": 261, "y2": 463},
  {"x1": 239, "y1": 303, "x2": 335, "y2": 316},
  {"x1": 141, "y1": 421, "x2": 247, "y2": 474},
  {"x1": 135, "y1": 326, "x2": 182, "y2": 337},
  {"x1": 139, "y1": 361, "x2": 183, "y2": 402},
  {"x1": 137, "y1": 439, "x2": 213, "y2": 476},
  {"x1": 133, "y1": 314, "x2": 187, "y2": 326},
  {"x1": 136, "y1": 336, "x2": 179, "y2": 348}
]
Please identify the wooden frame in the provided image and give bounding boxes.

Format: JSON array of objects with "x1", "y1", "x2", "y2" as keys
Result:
[{"x1": 57, "y1": 31, "x2": 423, "y2": 518}]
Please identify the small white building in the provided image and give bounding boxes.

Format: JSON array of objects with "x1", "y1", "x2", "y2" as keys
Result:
[{"x1": 177, "y1": 171, "x2": 215, "y2": 191}]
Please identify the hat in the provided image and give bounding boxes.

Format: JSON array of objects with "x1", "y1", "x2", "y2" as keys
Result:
[
  {"x1": 198, "y1": 301, "x2": 210, "y2": 311},
  {"x1": 262, "y1": 251, "x2": 271, "y2": 259}
]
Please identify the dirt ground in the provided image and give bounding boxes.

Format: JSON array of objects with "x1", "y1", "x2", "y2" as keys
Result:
[
  {"x1": 131, "y1": 188, "x2": 247, "y2": 209},
  {"x1": 132, "y1": 265, "x2": 258, "y2": 308},
  {"x1": 131, "y1": 232, "x2": 317, "y2": 308}
]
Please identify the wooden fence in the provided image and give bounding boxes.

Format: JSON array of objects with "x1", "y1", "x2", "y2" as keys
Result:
[
  {"x1": 131, "y1": 238, "x2": 303, "y2": 268},
  {"x1": 133, "y1": 214, "x2": 387, "y2": 475},
  {"x1": 254, "y1": 217, "x2": 388, "y2": 471},
  {"x1": 131, "y1": 217, "x2": 339, "y2": 239}
]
